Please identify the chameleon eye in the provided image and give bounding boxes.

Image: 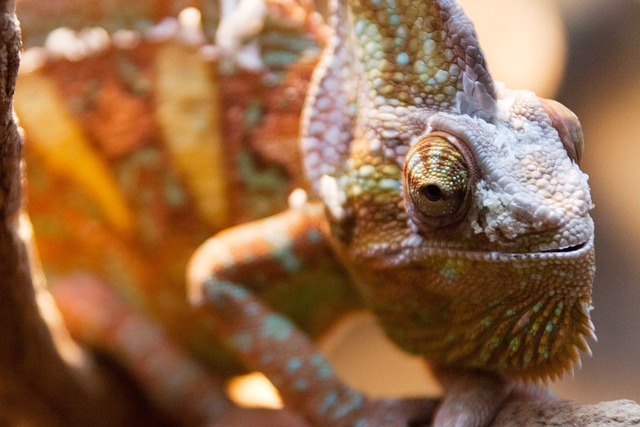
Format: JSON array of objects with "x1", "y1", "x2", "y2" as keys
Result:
[
  {"x1": 402, "y1": 132, "x2": 475, "y2": 229},
  {"x1": 538, "y1": 97, "x2": 584, "y2": 164}
]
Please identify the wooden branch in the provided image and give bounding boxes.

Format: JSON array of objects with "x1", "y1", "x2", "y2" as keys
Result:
[
  {"x1": 493, "y1": 399, "x2": 640, "y2": 427},
  {"x1": 0, "y1": 2, "x2": 159, "y2": 425}
]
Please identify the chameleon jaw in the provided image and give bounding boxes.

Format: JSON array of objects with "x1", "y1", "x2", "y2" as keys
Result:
[
  {"x1": 350, "y1": 236, "x2": 595, "y2": 381},
  {"x1": 540, "y1": 241, "x2": 588, "y2": 253},
  {"x1": 363, "y1": 236, "x2": 594, "y2": 269}
]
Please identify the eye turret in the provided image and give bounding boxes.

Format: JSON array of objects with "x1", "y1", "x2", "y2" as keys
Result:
[{"x1": 402, "y1": 132, "x2": 476, "y2": 229}]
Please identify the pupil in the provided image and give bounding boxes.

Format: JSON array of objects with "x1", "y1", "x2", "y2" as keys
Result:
[{"x1": 423, "y1": 184, "x2": 442, "y2": 202}]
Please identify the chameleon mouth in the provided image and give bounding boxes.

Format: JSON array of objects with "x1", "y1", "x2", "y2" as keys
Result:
[
  {"x1": 541, "y1": 241, "x2": 588, "y2": 254},
  {"x1": 367, "y1": 237, "x2": 594, "y2": 268}
]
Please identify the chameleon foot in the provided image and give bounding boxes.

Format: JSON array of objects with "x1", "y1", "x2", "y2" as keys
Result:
[
  {"x1": 191, "y1": 275, "x2": 436, "y2": 426},
  {"x1": 432, "y1": 366, "x2": 555, "y2": 427}
]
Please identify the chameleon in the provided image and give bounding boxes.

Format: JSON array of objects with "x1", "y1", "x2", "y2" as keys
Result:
[{"x1": 188, "y1": 0, "x2": 596, "y2": 425}]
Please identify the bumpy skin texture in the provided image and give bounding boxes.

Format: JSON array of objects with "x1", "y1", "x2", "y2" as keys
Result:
[{"x1": 190, "y1": 0, "x2": 596, "y2": 425}]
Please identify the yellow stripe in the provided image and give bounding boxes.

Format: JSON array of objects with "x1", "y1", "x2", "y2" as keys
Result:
[
  {"x1": 154, "y1": 43, "x2": 229, "y2": 230},
  {"x1": 15, "y1": 72, "x2": 134, "y2": 233}
]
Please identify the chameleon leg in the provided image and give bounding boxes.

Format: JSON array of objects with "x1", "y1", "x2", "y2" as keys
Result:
[
  {"x1": 51, "y1": 274, "x2": 306, "y2": 427},
  {"x1": 432, "y1": 366, "x2": 555, "y2": 427},
  {"x1": 188, "y1": 202, "x2": 435, "y2": 426},
  {"x1": 432, "y1": 367, "x2": 514, "y2": 427}
]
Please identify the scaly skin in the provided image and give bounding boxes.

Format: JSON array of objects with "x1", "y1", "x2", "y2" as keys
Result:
[
  {"x1": 52, "y1": 274, "x2": 308, "y2": 426},
  {"x1": 189, "y1": 0, "x2": 595, "y2": 425}
]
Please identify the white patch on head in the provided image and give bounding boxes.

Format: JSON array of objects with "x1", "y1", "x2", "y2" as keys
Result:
[{"x1": 473, "y1": 181, "x2": 533, "y2": 240}]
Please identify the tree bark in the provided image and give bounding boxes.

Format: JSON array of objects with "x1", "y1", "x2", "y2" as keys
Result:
[
  {"x1": 0, "y1": 2, "x2": 159, "y2": 425},
  {"x1": 493, "y1": 399, "x2": 640, "y2": 427}
]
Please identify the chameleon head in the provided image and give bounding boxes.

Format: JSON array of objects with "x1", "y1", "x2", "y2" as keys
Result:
[
  {"x1": 302, "y1": 0, "x2": 595, "y2": 381},
  {"x1": 376, "y1": 89, "x2": 596, "y2": 381}
]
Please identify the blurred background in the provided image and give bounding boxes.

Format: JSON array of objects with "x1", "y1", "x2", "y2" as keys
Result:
[
  {"x1": 552, "y1": 0, "x2": 640, "y2": 403},
  {"x1": 14, "y1": 0, "x2": 640, "y2": 410}
]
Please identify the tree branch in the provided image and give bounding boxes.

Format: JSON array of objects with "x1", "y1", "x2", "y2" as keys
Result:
[
  {"x1": 0, "y1": 2, "x2": 159, "y2": 425},
  {"x1": 494, "y1": 399, "x2": 640, "y2": 427}
]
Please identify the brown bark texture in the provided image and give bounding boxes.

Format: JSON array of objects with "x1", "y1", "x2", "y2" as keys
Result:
[
  {"x1": 0, "y1": 1, "x2": 164, "y2": 425},
  {"x1": 493, "y1": 399, "x2": 640, "y2": 427}
]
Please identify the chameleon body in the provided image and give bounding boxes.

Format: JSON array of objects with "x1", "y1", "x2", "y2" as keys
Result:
[{"x1": 189, "y1": 0, "x2": 595, "y2": 425}]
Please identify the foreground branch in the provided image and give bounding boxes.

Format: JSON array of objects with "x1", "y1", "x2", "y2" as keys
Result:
[
  {"x1": 0, "y1": 2, "x2": 159, "y2": 425},
  {"x1": 494, "y1": 399, "x2": 640, "y2": 426}
]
